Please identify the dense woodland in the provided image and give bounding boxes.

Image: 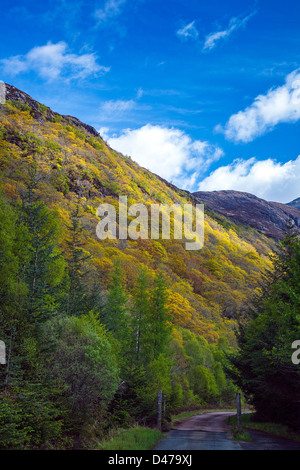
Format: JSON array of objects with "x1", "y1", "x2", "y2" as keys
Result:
[
  {"x1": 228, "y1": 229, "x2": 300, "y2": 431},
  {"x1": 0, "y1": 96, "x2": 298, "y2": 449}
]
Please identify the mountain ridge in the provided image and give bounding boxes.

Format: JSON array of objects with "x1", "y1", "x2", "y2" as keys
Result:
[
  {"x1": 0, "y1": 83, "x2": 276, "y2": 331},
  {"x1": 287, "y1": 196, "x2": 300, "y2": 210},
  {"x1": 4, "y1": 82, "x2": 100, "y2": 137},
  {"x1": 5, "y1": 82, "x2": 297, "y2": 242},
  {"x1": 193, "y1": 190, "x2": 300, "y2": 240}
]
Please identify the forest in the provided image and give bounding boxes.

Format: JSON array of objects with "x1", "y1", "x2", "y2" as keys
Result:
[{"x1": 1, "y1": 95, "x2": 297, "y2": 449}]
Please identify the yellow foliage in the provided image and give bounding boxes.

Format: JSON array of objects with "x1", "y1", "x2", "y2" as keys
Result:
[{"x1": 0, "y1": 99, "x2": 275, "y2": 349}]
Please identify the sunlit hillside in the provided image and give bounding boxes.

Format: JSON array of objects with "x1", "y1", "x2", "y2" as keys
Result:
[
  {"x1": 0, "y1": 89, "x2": 274, "y2": 338},
  {"x1": 0, "y1": 86, "x2": 276, "y2": 448}
]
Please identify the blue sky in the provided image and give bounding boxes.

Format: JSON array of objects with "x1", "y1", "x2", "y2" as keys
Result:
[{"x1": 1, "y1": 0, "x2": 300, "y2": 202}]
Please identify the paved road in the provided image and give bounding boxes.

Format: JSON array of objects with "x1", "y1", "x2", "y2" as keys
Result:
[{"x1": 154, "y1": 412, "x2": 300, "y2": 450}]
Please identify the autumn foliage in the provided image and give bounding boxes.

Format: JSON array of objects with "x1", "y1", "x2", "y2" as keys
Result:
[{"x1": 0, "y1": 98, "x2": 275, "y2": 448}]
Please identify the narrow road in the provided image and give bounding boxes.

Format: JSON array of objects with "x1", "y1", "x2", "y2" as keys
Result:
[{"x1": 153, "y1": 412, "x2": 300, "y2": 450}]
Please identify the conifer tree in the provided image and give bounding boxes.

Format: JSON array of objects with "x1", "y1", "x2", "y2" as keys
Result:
[
  {"x1": 20, "y1": 176, "x2": 66, "y2": 330},
  {"x1": 104, "y1": 258, "x2": 129, "y2": 345},
  {"x1": 65, "y1": 203, "x2": 91, "y2": 316},
  {"x1": 228, "y1": 229, "x2": 300, "y2": 429},
  {"x1": 0, "y1": 185, "x2": 66, "y2": 448},
  {"x1": 149, "y1": 269, "x2": 172, "y2": 360},
  {"x1": 131, "y1": 267, "x2": 151, "y2": 363}
]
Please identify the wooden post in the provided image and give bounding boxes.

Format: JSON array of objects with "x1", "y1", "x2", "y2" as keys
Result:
[
  {"x1": 236, "y1": 392, "x2": 242, "y2": 429},
  {"x1": 157, "y1": 390, "x2": 163, "y2": 431}
]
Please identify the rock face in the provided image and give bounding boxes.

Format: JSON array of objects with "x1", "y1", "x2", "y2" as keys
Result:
[
  {"x1": 4, "y1": 83, "x2": 100, "y2": 137},
  {"x1": 193, "y1": 190, "x2": 300, "y2": 239}
]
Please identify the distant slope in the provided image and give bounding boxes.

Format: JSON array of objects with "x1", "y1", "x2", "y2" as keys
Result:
[
  {"x1": 287, "y1": 197, "x2": 300, "y2": 210},
  {"x1": 193, "y1": 190, "x2": 300, "y2": 240}
]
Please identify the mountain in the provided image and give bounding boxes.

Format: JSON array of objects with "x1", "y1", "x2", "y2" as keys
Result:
[
  {"x1": 5, "y1": 83, "x2": 100, "y2": 137},
  {"x1": 0, "y1": 83, "x2": 291, "y2": 448},
  {"x1": 0, "y1": 84, "x2": 276, "y2": 331},
  {"x1": 0, "y1": 85, "x2": 280, "y2": 336},
  {"x1": 287, "y1": 197, "x2": 300, "y2": 210},
  {"x1": 193, "y1": 190, "x2": 300, "y2": 240}
]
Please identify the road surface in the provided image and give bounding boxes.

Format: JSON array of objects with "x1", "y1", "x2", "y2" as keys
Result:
[{"x1": 153, "y1": 412, "x2": 300, "y2": 450}]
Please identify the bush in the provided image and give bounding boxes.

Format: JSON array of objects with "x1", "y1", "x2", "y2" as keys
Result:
[{"x1": 47, "y1": 312, "x2": 120, "y2": 429}]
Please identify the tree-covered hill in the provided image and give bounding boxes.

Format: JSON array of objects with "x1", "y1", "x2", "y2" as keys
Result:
[{"x1": 0, "y1": 84, "x2": 277, "y2": 448}]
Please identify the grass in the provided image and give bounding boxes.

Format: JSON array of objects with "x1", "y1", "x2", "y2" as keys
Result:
[
  {"x1": 231, "y1": 427, "x2": 252, "y2": 441},
  {"x1": 97, "y1": 425, "x2": 163, "y2": 450},
  {"x1": 227, "y1": 413, "x2": 300, "y2": 443},
  {"x1": 227, "y1": 420, "x2": 253, "y2": 442},
  {"x1": 97, "y1": 408, "x2": 250, "y2": 450}
]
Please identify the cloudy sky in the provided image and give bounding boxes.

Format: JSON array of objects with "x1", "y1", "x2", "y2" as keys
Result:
[{"x1": 1, "y1": 0, "x2": 300, "y2": 203}]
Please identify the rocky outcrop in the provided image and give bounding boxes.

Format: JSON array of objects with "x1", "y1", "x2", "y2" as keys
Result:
[
  {"x1": 193, "y1": 190, "x2": 300, "y2": 239},
  {"x1": 4, "y1": 83, "x2": 100, "y2": 137}
]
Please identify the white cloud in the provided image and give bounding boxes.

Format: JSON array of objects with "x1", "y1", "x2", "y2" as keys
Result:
[
  {"x1": 95, "y1": 0, "x2": 127, "y2": 23},
  {"x1": 197, "y1": 156, "x2": 300, "y2": 203},
  {"x1": 99, "y1": 99, "x2": 139, "y2": 123},
  {"x1": 99, "y1": 126, "x2": 111, "y2": 141},
  {"x1": 99, "y1": 91, "x2": 153, "y2": 121},
  {"x1": 177, "y1": 21, "x2": 199, "y2": 41},
  {"x1": 218, "y1": 69, "x2": 300, "y2": 143},
  {"x1": 1, "y1": 41, "x2": 109, "y2": 81},
  {"x1": 106, "y1": 124, "x2": 223, "y2": 190},
  {"x1": 203, "y1": 30, "x2": 230, "y2": 51},
  {"x1": 203, "y1": 11, "x2": 256, "y2": 51},
  {"x1": 100, "y1": 99, "x2": 136, "y2": 115}
]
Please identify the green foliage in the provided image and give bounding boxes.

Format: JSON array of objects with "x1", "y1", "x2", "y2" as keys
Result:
[
  {"x1": 228, "y1": 231, "x2": 300, "y2": 429},
  {"x1": 98, "y1": 425, "x2": 163, "y2": 450},
  {"x1": 229, "y1": 412, "x2": 300, "y2": 442},
  {"x1": 6, "y1": 99, "x2": 32, "y2": 114},
  {"x1": 47, "y1": 312, "x2": 120, "y2": 427},
  {"x1": 104, "y1": 258, "x2": 129, "y2": 346},
  {"x1": 64, "y1": 203, "x2": 92, "y2": 316},
  {"x1": 37, "y1": 103, "x2": 48, "y2": 116},
  {"x1": 0, "y1": 396, "x2": 33, "y2": 449},
  {"x1": 0, "y1": 96, "x2": 277, "y2": 448},
  {"x1": 20, "y1": 183, "x2": 67, "y2": 326},
  {"x1": 131, "y1": 267, "x2": 151, "y2": 363},
  {"x1": 149, "y1": 270, "x2": 172, "y2": 360},
  {"x1": 0, "y1": 192, "x2": 22, "y2": 326}
]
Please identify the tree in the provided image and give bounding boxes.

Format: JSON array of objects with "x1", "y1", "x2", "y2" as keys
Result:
[
  {"x1": 0, "y1": 192, "x2": 27, "y2": 393},
  {"x1": 48, "y1": 312, "x2": 119, "y2": 429},
  {"x1": 0, "y1": 188, "x2": 66, "y2": 448},
  {"x1": 148, "y1": 270, "x2": 172, "y2": 360},
  {"x1": 131, "y1": 267, "x2": 151, "y2": 363},
  {"x1": 228, "y1": 230, "x2": 300, "y2": 429},
  {"x1": 22, "y1": 199, "x2": 66, "y2": 326},
  {"x1": 104, "y1": 258, "x2": 129, "y2": 345},
  {"x1": 64, "y1": 203, "x2": 91, "y2": 317}
]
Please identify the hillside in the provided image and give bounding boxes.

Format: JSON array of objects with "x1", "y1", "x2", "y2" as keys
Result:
[
  {"x1": 287, "y1": 197, "x2": 300, "y2": 210},
  {"x1": 193, "y1": 190, "x2": 300, "y2": 240},
  {"x1": 0, "y1": 83, "x2": 279, "y2": 448},
  {"x1": 0, "y1": 84, "x2": 275, "y2": 326}
]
